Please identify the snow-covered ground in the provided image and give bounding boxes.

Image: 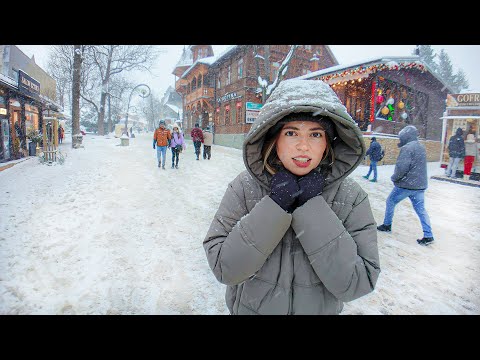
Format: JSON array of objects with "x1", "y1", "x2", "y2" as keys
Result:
[{"x1": 1, "y1": 133, "x2": 479, "y2": 315}]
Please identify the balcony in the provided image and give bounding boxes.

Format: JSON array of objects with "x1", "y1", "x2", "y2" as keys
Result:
[{"x1": 186, "y1": 87, "x2": 214, "y2": 104}]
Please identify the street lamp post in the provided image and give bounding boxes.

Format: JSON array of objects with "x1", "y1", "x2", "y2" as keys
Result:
[{"x1": 121, "y1": 84, "x2": 151, "y2": 146}]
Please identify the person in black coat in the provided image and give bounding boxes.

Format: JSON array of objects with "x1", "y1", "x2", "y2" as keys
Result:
[
  {"x1": 445, "y1": 127, "x2": 465, "y2": 178},
  {"x1": 362, "y1": 137, "x2": 382, "y2": 182}
]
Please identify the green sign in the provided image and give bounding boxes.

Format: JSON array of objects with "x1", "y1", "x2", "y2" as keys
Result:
[{"x1": 246, "y1": 102, "x2": 263, "y2": 110}]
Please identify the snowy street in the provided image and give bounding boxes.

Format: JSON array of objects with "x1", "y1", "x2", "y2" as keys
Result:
[{"x1": 1, "y1": 133, "x2": 479, "y2": 314}]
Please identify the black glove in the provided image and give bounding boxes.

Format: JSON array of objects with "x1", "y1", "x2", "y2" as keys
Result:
[
  {"x1": 269, "y1": 170, "x2": 300, "y2": 212},
  {"x1": 297, "y1": 169, "x2": 327, "y2": 207},
  {"x1": 153, "y1": 140, "x2": 156, "y2": 149}
]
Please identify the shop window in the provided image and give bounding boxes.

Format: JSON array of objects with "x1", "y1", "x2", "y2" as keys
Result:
[
  {"x1": 225, "y1": 105, "x2": 230, "y2": 125},
  {"x1": 236, "y1": 102, "x2": 243, "y2": 123},
  {"x1": 272, "y1": 62, "x2": 280, "y2": 80},
  {"x1": 215, "y1": 107, "x2": 220, "y2": 125},
  {"x1": 238, "y1": 59, "x2": 243, "y2": 79},
  {"x1": 375, "y1": 77, "x2": 427, "y2": 126}
]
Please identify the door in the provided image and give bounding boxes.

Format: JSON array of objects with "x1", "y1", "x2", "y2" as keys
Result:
[{"x1": 1, "y1": 118, "x2": 10, "y2": 160}]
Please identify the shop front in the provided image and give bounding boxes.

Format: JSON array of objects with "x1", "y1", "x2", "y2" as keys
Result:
[
  {"x1": 0, "y1": 70, "x2": 54, "y2": 162},
  {"x1": 440, "y1": 92, "x2": 480, "y2": 181}
]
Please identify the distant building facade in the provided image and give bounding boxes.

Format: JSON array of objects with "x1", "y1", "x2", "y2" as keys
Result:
[{"x1": 173, "y1": 45, "x2": 338, "y2": 148}]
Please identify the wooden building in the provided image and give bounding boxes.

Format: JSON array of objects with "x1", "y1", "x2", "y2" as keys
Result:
[
  {"x1": 173, "y1": 45, "x2": 338, "y2": 148},
  {"x1": 298, "y1": 56, "x2": 453, "y2": 140}
]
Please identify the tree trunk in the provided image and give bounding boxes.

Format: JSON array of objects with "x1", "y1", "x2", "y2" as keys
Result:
[
  {"x1": 97, "y1": 88, "x2": 106, "y2": 135},
  {"x1": 72, "y1": 45, "x2": 82, "y2": 146},
  {"x1": 107, "y1": 93, "x2": 112, "y2": 134}
]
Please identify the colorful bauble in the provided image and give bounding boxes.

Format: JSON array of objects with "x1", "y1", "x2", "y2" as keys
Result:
[
  {"x1": 381, "y1": 106, "x2": 390, "y2": 115},
  {"x1": 398, "y1": 101, "x2": 405, "y2": 109}
]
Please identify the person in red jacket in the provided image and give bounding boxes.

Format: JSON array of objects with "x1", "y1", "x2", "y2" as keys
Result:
[{"x1": 190, "y1": 123, "x2": 204, "y2": 160}]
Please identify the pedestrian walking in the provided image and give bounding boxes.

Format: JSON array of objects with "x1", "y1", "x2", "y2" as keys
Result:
[
  {"x1": 362, "y1": 137, "x2": 383, "y2": 182},
  {"x1": 445, "y1": 127, "x2": 465, "y2": 178},
  {"x1": 191, "y1": 123, "x2": 204, "y2": 160},
  {"x1": 203, "y1": 79, "x2": 380, "y2": 315},
  {"x1": 58, "y1": 126, "x2": 64, "y2": 144},
  {"x1": 377, "y1": 125, "x2": 434, "y2": 246},
  {"x1": 170, "y1": 124, "x2": 185, "y2": 169},
  {"x1": 203, "y1": 126, "x2": 213, "y2": 160},
  {"x1": 153, "y1": 120, "x2": 172, "y2": 170}
]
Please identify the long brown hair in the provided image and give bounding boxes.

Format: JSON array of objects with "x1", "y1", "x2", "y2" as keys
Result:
[{"x1": 261, "y1": 121, "x2": 335, "y2": 176}]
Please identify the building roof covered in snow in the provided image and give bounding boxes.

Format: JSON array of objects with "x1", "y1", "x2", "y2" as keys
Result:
[{"x1": 297, "y1": 55, "x2": 455, "y2": 93}]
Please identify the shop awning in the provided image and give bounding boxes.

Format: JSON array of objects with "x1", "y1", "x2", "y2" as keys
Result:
[{"x1": 440, "y1": 116, "x2": 480, "y2": 119}]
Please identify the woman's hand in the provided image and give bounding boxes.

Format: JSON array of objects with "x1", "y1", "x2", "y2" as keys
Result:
[
  {"x1": 297, "y1": 169, "x2": 326, "y2": 207},
  {"x1": 269, "y1": 170, "x2": 300, "y2": 212}
]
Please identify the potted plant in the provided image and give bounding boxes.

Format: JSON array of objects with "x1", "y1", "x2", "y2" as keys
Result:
[{"x1": 26, "y1": 128, "x2": 43, "y2": 156}]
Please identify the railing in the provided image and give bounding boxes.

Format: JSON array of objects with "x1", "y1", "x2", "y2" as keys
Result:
[{"x1": 186, "y1": 87, "x2": 213, "y2": 104}]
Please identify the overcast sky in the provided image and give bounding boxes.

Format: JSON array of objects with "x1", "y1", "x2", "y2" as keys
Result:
[{"x1": 16, "y1": 45, "x2": 480, "y2": 99}]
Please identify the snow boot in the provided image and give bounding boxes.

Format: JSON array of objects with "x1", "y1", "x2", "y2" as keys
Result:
[
  {"x1": 417, "y1": 237, "x2": 434, "y2": 246},
  {"x1": 377, "y1": 224, "x2": 392, "y2": 232},
  {"x1": 362, "y1": 175, "x2": 369, "y2": 179},
  {"x1": 370, "y1": 179, "x2": 377, "y2": 182},
  {"x1": 158, "y1": 161, "x2": 161, "y2": 168}
]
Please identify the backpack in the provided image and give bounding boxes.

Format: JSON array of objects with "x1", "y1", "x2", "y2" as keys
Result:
[{"x1": 378, "y1": 148, "x2": 385, "y2": 161}]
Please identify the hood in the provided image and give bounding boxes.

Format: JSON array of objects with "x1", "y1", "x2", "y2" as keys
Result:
[
  {"x1": 455, "y1": 127, "x2": 463, "y2": 136},
  {"x1": 243, "y1": 79, "x2": 366, "y2": 190},
  {"x1": 398, "y1": 125, "x2": 418, "y2": 147}
]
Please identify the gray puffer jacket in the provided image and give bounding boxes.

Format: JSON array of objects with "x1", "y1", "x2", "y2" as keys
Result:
[
  {"x1": 203, "y1": 79, "x2": 380, "y2": 315},
  {"x1": 391, "y1": 125, "x2": 428, "y2": 190}
]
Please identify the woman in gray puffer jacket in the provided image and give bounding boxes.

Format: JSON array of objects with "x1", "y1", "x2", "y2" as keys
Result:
[{"x1": 203, "y1": 79, "x2": 380, "y2": 315}]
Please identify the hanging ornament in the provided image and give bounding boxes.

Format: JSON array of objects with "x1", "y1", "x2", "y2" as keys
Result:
[
  {"x1": 386, "y1": 97, "x2": 395, "y2": 105},
  {"x1": 398, "y1": 101, "x2": 405, "y2": 109},
  {"x1": 387, "y1": 104, "x2": 395, "y2": 121},
  {"x1": 381, "y1": 106, "x2": 389, "y2": 115},
  {"x1": 401, "y1": 112, "x2": 408, "y2": 120},
  {"x1": 377, "y1": 95, "x2": 385, "y2": 104},
  {"x1": 402, "y1": 90, "x2": 408, "y2": 99}
]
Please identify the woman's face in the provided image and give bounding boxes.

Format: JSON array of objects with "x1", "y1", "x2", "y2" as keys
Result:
[{"x1": 275, "y1": 120, "x2": 327, "y2": 176}]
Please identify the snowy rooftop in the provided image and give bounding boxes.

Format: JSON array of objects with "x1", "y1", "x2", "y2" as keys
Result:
[
  {"x1": 179, "y1": 45, "x2": 237, "y2": 79},
  {"x1": 296, "y1": 56, "x2": 423, "y2": 80}
]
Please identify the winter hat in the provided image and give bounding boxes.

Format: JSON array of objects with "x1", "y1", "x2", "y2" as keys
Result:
[
  {"x1": 265, "y1": 112, "x2": 337, "y2": 142},
  {"x1": 159, "y1": 120, "x2": 166, "y2": 127},
  {"x1": 371, "y1": 137, "x2": 376, "y2": 142},
  {"x1": 466, "y1": 133, "x2": 475, "y2": 143}
]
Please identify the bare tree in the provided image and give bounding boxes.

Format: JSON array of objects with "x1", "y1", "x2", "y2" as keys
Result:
[
  {"x1": 48, "y1": 45, "x2": 75, "y2": 110},
  {"x1": 72, "y1": 45, "x2": 83, "y2": 145},
  {"x1": 253, "y1": 45, "x2": 299, "y2": 104},
  {"x1": 86, "y1": 45, "x2": 158, "y2": 135}
]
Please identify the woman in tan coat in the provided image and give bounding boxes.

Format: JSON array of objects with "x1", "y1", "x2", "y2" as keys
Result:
[{"x1": 203, "y1": 79, "x2": 380, "y2": 315}]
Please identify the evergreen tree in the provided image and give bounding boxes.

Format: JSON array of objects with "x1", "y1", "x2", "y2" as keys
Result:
[
  {"x1": 452, "y1": 69, "x2": 470, "y2": 93},
  {"x1": 437, "y1": 49, "x2": 456, "y2": 89},
  {"x1": 416, "y1": 45, "x2": 438, "y2": 73}
]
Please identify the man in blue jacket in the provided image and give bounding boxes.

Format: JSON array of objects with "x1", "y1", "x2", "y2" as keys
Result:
[
  {"x1": 363, "y1": 137, "x2": 383, "y2": 182},
  {"x1": 377, "y1": 125, "x2": 434, "y2": 246}
]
